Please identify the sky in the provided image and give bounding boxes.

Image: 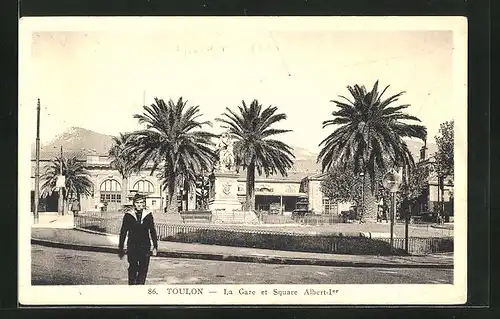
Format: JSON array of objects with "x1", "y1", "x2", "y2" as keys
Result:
[{"x1": 21, "y1": 19, "x2": 456, "y2": 153}]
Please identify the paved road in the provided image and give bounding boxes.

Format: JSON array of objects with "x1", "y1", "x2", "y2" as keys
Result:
[{"x1": 31, "y1": 245, "x2": 453, "y2": 285}]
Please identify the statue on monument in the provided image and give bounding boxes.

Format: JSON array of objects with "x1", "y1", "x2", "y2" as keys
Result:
[{"x1": 216, "y1": 132, "x2": 235, "y2": 172}]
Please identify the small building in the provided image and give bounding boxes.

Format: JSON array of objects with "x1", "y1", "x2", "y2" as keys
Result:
[
  {"x1": 410, "y1": 145, "x2": 454, "y2": 217},
  {"x1": 299, "y1": 172, "x2": 353, "y2": 215},
  {"x1": 235, "y1": 171, "x2": 310, "y2": 215}
]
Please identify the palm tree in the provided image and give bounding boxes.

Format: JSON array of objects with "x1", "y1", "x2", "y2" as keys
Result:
[
  {"x1": 40, "y1": 154, "x2": 94, "y2": 213},
  {"x1": 216, "y1": 99, "x2": 295, "y2": 211},
  {"x1": 109, "y1": 133, "x2": 137, "y2": 207},
  {"x1": 317, "y1": 81, "x2": 427, "y2": 222},
  {"x1": 125, "y1": 97, "x2": 217, "y2": 216}
]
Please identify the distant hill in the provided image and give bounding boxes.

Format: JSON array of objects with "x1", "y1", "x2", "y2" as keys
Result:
[
  {"x1": 289, "y1": 139, "x2": 437, "y2": 174},
  {"x1": 31, "y1": 127, "x2": 115, "y2": 160},
  {"x1": 31, "y1": 127, "x2": 437, "y2": 173}
]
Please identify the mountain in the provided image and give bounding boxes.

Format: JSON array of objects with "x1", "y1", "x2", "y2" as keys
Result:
[
  {"x1": 291, "y1": 146, "x2": 317, "y2": 160},
  {"x1": 31, "y1": 127, "x2": 115, "y2": 160}
]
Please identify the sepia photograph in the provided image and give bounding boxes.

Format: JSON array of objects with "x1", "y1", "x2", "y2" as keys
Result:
[{"x1": 18, "y1": 16, "x2": 467, "y2": 305}]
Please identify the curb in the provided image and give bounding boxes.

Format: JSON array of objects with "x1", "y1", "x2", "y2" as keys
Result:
[
  {"x1": 430, "y1": 225, "x2": 454, "y2": 230},
  {"x1": 74, "y1": 227, "x2": 118, "y2": 237},
  {"x1": 31, "y1": 237, "x2": 453, "y2": 270}
]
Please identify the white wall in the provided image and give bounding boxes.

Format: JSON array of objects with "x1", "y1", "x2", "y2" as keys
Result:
[{"x1": 308, "y1": 180, "x2": 323, "y2": 214}]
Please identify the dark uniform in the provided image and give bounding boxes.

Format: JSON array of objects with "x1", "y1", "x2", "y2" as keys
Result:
[{"x1": 118, "y1": 207, "x2": 158, "y2": 285}]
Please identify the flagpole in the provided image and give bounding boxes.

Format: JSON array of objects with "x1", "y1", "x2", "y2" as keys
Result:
[{"x1": 34, "y1": 99, "x2": 41, "y2": 223}]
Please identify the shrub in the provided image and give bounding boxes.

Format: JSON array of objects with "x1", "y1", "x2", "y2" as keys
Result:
[{"x1": 165, "y1": 229, "x2": 406, "y2": 255}]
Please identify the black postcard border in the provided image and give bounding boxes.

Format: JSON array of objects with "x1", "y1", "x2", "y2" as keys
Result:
[{"x1": 2, "y1": 0, "x2": 491, "y2": 316}]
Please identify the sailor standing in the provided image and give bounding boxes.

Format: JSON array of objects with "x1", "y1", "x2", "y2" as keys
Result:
[{"x1": 118, "y1": 193, "x2": 158, "y2": 285}]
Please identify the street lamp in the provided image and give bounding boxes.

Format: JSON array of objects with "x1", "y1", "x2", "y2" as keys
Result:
[
  {"x1": 359, "y1": 172, "x2": 365, "y2": 222},
  {"x1": 382, "y1": 167, "x2": 402, "y2": 254},
  {"x1": 34, "y1": 99, "x2": 41, "y2": 223}
]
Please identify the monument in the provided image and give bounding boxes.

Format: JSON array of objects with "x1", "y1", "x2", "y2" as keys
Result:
[{"x1": 208, "y1": 132, "x2": 256, "y2": 223}]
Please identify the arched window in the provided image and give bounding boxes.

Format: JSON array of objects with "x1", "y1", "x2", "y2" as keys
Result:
[
  {"x1": 133, "y1": 180, "x2": 155, "y2": 195},
  {"x1": 100, "y1": 179, "x2": 121, "y2": 203}
]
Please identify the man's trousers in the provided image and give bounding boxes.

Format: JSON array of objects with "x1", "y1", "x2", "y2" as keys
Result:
[{"x1": 127, "y1": 248, "x2": 151, "y2": 285}]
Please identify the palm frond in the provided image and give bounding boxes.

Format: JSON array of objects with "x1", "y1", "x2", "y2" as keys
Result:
[{"x1": 318, "y1": 80, "x2": 427, "y2": 191}]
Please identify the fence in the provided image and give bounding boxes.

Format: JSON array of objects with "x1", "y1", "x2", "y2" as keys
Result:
[
  {"x1": 75, "y1": 215, "x2": 122, "y2": 234},
  {"x1": 74, "y1": 214, "x2": 453, "y2": 255},
  {"x1": 257, "y1": 213, "x2": 343, "y2": 225},
  {"x1": 258, "y1": 213, "x2": 296, "y2": 224},
  {"x1": 180, "y1": 210, "x2": 213, "y2": 223},
  {"x1": 291, "y1": 214, "x2": 343, "y2": 225},
  {"x1": 82, "y1": 209, "x2": 344, "y2": 226}
]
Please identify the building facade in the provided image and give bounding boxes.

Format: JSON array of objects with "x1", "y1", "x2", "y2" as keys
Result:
[{"x1": 30, "y1": 146, "x2": 453, "y2": 218}]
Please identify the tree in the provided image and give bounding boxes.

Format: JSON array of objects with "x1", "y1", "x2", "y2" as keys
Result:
[
  {"x1": 434, "y1": 120, "x2": 454, "y2": 178},
  {"x1": 320, "y1": 161, "x2": 362, "y2": 207},
  {"x1": 405, "y1": 164, "x2": 432, "y2": 204},
  {"x1": 378, "y1": 164, "x2": 432, "y2": 219},
  {"x1": 125, "y1": 97, "x2": 217, "y2": 216},
  {"x1": 434, "y1": 120, "x2": 454, "y2": 217},
  {"x1": 216, "y1": 99, "x2": 295, "y2": 211},
  {"x1": 109, "y1": 133, "x2": 137, "y2": 206},
  {"x1": 317, "y1": 81, "x2": 427, "y2": 222},
  {"x1": 40, "y1": 155, "x2": 94, "y2": 212}
]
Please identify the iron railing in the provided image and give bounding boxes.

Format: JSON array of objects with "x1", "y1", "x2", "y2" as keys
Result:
[
  {"x1": 291, "y1": 214, "x2": 343, "y2": 225},
  {"x1": 74, "y1": 214, "x2": 453, "y2": 255}
]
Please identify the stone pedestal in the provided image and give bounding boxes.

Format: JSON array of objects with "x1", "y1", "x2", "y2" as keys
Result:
[{"x1": 208, "y1": 171, "x2": 242, "y2": 214}]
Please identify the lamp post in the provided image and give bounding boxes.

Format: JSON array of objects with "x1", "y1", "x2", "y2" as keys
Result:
[
  {"x1": 402, "y1": 165, "x2": 410, "y2": 253},
  {"x1": 382, "y1": 168, "x2": 402, "y2": 254},
  {"x1": 34, "y1": 99, "x2": 41, "y2": 223}
]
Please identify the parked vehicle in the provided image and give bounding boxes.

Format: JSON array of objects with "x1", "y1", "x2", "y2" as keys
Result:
[
  {"x1": 419, "y1": 211, "x2": 439, "y2": 223},
  {"x1": 340, "y1": 209, "x2": 356, "y2": 223}
]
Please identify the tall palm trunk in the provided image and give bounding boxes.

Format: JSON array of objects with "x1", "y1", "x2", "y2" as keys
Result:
[
  {"x1": 165, "y1": 177, "x2": 183, "y2": 224},
  {"x1": 183, "y1": 179, "x2": 189, "y2": 211},
  {"x1": 165, "y1": 178, "x2": 178, "y2": 214},
  {"x1": 245, "y1": 161, "x2": 256, "y2": 211},
  {"x1": 361, "y1": 178, "x2": 378, "y2": 223},
  {"x1": 121, "y1": 176, "x2": 128, "y2": 206},
  {"x1": 58, "y1": 188, "x2": 64, "y2": 214}
]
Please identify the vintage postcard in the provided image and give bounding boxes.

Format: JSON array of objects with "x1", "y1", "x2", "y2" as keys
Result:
[{"x1": 18, "y1": 16, "x2": 467, "y2": 305}]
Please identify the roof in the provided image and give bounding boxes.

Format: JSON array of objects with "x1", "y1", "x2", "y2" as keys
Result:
[
  {"x1": 305, "y1": 171, "x2": 328, "y2": 180},
  {"x1": 31, "y1": 147, "x2": 91, "y2": 161},
  {"x1": 235, "y1": 169, "x2": 314, "y2": 182}
]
